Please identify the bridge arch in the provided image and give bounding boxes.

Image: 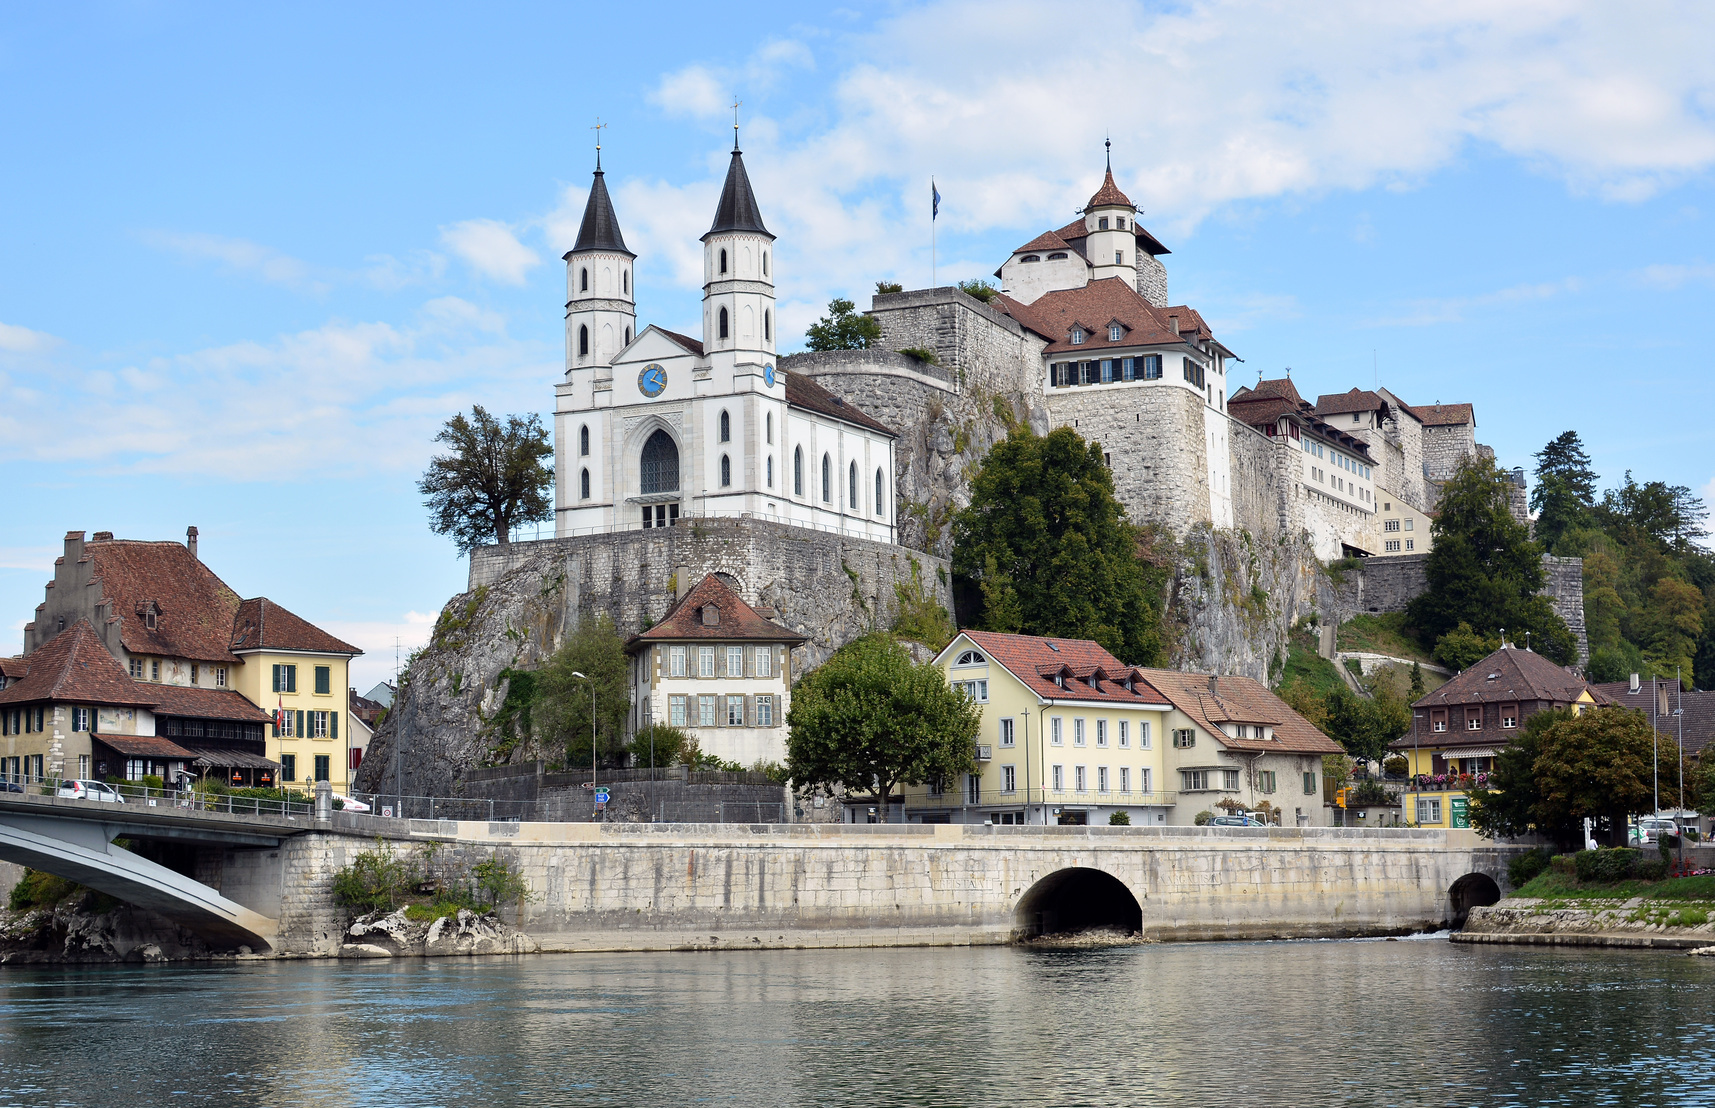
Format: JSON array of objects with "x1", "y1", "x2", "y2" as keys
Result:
[
  {"x1": 1014, "y1": 867, "x2": 1142, "y2": 940},
  {"x1": 1447, "y1": 872, "x2": 1501, "y2": 926}
]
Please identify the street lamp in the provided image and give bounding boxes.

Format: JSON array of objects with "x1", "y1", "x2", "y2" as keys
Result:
[{"x1": 571, "y1": 671, "x2": 596, "y2": 815}]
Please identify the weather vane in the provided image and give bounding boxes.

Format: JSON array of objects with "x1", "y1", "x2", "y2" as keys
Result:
[
  {"x1": 732, "y1": 97, "x2": 744, "y2": 148},
  {"x1": 591, "y1": 117, "x2": 605, "y2": 170}
]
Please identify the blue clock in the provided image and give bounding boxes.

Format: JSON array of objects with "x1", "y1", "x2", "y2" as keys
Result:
[
  {"x1": 638, "y1": 364, "x2": 667, "y2": 398},
  {"x1": 763, "y1": 363, "x2": 776, "y2": 387}
]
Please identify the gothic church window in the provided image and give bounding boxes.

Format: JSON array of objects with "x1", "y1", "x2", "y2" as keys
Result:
[
  {"x1": 580, "y1": 268, "x2": 588, "y2": 292},
  {"x1": 848, "y1": 461, "x2": 858, "y2": 510},
  {"x1": 794, "y1": 447, "x2": 804, "y2": 496},
  {"x1": 624, "y1": 327, "x2": 631, "y2": 345},
  {"x1": 875, "y1": 469, "x2": 885, "y2": 517},
  {"x1": 579, "y1": 425, "x2": 589, "y2": 456},
  {"x1": 580, "y1": 468, "x2": 590, "y2": 499},
  {"x1": 719, "y1": 308, "x2": 729, "y2": 340},
  {"x1": 766, "y1": 413, "x2": 773, "y2": 443},
  {"x1": 821, "y1": 454, "x2": 831, "y2": 503},
  {"x1": 720, "y1": 454, "x2": 731, "y2": 487},
  {"x1": 762, "y1": 251, "x2": 769, "y2": 276},
  {"x1": 764, "y1": 310, "x2": 771, "y2": 342},
  {"x1": 578, "y1": 325, "x2": 589, "y2": 358},
  {"x1": 640, "y1": 430, "x2": 680, "y2": 496},
  {"x1": 719, "y1": 249, "x2": 728, "y2": 274},
  {"x1": 719, "y1": 410, "x2": 730, "y2": 442},
  {"x1": 767, "y1": 456, "x2": 774, "y2": 487},
  {"x1": 623, "y1": 270, "x2": 629, "y2": 295}
]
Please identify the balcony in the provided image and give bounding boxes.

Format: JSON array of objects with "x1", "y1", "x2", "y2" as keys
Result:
[{"x1": 909, "y1": 788, "x2": 1177, "y2": 811}]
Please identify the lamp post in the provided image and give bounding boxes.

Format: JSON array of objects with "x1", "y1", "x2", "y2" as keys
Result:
[{"x1": 571, "y1": 671, "x2": 596, "y2": 816}]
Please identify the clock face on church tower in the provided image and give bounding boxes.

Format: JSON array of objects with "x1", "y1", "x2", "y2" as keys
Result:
[
  {"x1": 763, "y1": 363, "x2": 776, "y2": 387},
  {"x1": 638, "y1": 364, "x2": 667, "y2": 398}
]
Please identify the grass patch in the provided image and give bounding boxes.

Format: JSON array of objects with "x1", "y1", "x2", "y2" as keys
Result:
[
  {"x1": 1278, "y1": 626, "x2": 1346, "y2": 699},
  {"x1": 1514, "y1": 869, "x2": 1715, "y2": 902},
  {"x1": 1336, "y1": 612, "x2": 1435, "y2": 664}
]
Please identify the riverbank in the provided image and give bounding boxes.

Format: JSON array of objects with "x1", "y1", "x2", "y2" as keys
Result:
[{"x1": 1456, "y1": 897, "x2": 1715, "y2": 951}]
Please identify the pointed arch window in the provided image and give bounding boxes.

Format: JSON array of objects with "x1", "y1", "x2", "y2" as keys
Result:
[
  {"x1": 578, "y1": 325, "x2": 589, "y2": 358},
  {"x1": 767, "y1": 455, "x2": 774, "y2": 487},
  {"x1": 875, "y1": 469, "x2": 885, "y2": 517},
  {"x1": 762, "y1": 251, "x2": 769, "y2": 276},
  {"x1": 764, "y1": 310, "x2": 771, "y2": 342},
  {"x1": 719, "y1": 248, "x2": 728, "y2": 275},
  {"x1": 580, "y1": 468, "x2": 590, "y2": 499},
  {"x1": 766, "y1": 412, "x2": 773, "y2": 443},
  {"x1": 794, "y1": 447, "x2": 804, "y2": 496},
  {"x1": 719, "y1": 410, "x2": 730, "y2": 442},
  {"x1": 579, "y1": 425, "x2": 589, "y2": 456},
  {"x1": 719, "y1": 307, "x2": 729, "y2": 340},
  {"x1": 720, "y1": 454, "x2": 731, "y2": 487},
  {"x1": 580, "y1": 268, "x2": 588, "y2": 292},
  {"x1": 821, "y1": 454, "x2": 831, "y2": 503},
  {"x1": 848, "y1": 461, "x2": 858, "y2": 510},
  {"x1": 623, "y1": 270, "x2": 629, "y2": 294},
  {"x1": 640, "y1": 430, "x2": 680, "y2": 495},
  {"x1": 624, "y1": 326, "x2": 631, "y2": 345}
]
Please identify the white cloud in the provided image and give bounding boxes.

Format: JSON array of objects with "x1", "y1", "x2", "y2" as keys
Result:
[
  {"x1": 439, "y1": 219, "x2": 540, "y2": 285},
  {"x1": 324, "y1": 609, "x2": 438, "y2": 691},
  {"x1": 0, "y1": 321, "x2": 61, "y2": 353},
  {"x1": 0, "y1": 546, "x2": 56, "y2": 572},
  {"x1": 651, "y1": 39, "x2": 817, "y2": 119},
  {"x1": 139, "y1": 230, "x2": 329, "y2": 294},
  {"x1": 1365, "y1": 278, "x2": 1584, "y2": 327},
  {"x1": 1638, "y1": 262, "x2": 1715, "y2": 289}
]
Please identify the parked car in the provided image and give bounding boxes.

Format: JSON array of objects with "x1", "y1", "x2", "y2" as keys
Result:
[
  {"x1": 1209, "y1": 814, "x2": 1264, "y2": 827},
  {"x1": 56, "y1": 779, "x2": 125, "y2": 803},
  {"x1": 1, "y1": 781, "x2": 24, "y2": 793},
  {"x1": 1638, "y1": 817, "x2": 1679, "y2": 843},
  {"x1": 330, "y1": 793, "x2": 371, "y2": 812}
]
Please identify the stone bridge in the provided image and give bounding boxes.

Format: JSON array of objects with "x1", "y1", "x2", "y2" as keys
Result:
[{"x1": 1, "y1": 797, "x2": 1525, "y2": 956}]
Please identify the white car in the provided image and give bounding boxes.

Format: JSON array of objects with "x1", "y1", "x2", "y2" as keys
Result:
[
  {"x1": 57, "y1": 779, "x2": 125, "y2": 803},
  {"x1": 331, "y1": 792, "x2": 371, "y2": 812},
  {"x1": 1639, "y1": 817, "x2": 1679, "y2": 843}
]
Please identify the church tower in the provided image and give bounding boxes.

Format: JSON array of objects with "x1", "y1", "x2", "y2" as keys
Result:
[
  {"x1": 1083, "y1": 142, "x2": 1138, "y2": 286},
  {"x1": 701, "y1": 135, "x2": 776, "y2": 367},
  {"x1": 564, "y1": 154, "x2": 637, "y2": 372}
]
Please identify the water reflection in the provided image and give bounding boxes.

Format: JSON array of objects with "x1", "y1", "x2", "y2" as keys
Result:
[{"x1": 2, "y1": 941, "x2": 1713, "y2": 1107}]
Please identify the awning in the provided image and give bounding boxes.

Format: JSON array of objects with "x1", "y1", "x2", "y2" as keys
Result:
[
  {"x1": 183, "y1": 747, "x2": 280, "y2": 770},
  {"x1": 1445, "y1": 747, "x2": 1501, "y2": 758},
  {"x1": 95, "y1": 734, "x2": 196, "y2": 759}
]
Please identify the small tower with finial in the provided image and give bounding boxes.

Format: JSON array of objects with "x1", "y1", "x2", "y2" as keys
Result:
[
  {"x1": 701, "y1": 98, "x2": 777, "y2": 369},
  {"x1": 563, "y1": 118, "x2": 637, "y2": 374},
  {"x1": 1083, "y1": 137, "x2": 1139, "y2": 287}
]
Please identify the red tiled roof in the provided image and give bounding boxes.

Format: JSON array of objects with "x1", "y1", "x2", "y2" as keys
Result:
[
  {"x1": 1014, "y1": 230, "x2": 1073, "y2": 254},
  {"x1": 785, "y1": 372, "x2": 896, "y2": 437},
  {"x1": 994, "y1": 278, "x2": 1201, "y2": 354},
  {"x1": 1314, "y1": 388, "x2": 1387, "y2": 416},
  {"x1": 350, "y1": 689, "x2": 386, "y2": 726},
  {"x1": 1049, "y1": 216, "x2": 1170, "y2": 257},
  {"x1": 84, "y1": 538, "x2": 244, "y2": 663},
  {"x1": 0, "y1": 656, "x2": 27, "y2": 680},
  {"x1": 655, "y1": 327, "x2": 705, "y2": 358},
  {"x1": 0, "y1": 621, "x2": 157, "y2": 708},
  {"x1": 1141, "y1": 669, "x2": 1343, "y2": 754},
  {"x1": 1408, "y1": 646, "x2": 1594, "y2": 715},
  {"x1": 1231, "y1": 377, "x2": 1306, "y2": 408},
  {"x1": 1410, "y1": 402, "x2": 1474, "y2": 427},
  {"x1": 628, "y1": 574, "x2": 808, "y2": 648},
  {"x1": 229, "y1": 598, "x2": 360, "y2": 656},
  {"x1": 953, "y1": 631, "x2": 1172, "y2": 707},
  {"x1": 94, "y1": 734, "x2": 198, "y2": 760},
  {"x1": 149, "y1": 685, "x2": 272, "y2": 723},
  {"x1": 1087, "y1": 169, "x2": 1134, "y2": 210},
  {"x1": 1592, "y1": 681, "x2": 1715, "y2": 758}
]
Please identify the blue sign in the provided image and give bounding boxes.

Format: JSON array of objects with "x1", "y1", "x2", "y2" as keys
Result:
[{"x1": 594, "y1": 790, "x2": 610, "y2": 804}]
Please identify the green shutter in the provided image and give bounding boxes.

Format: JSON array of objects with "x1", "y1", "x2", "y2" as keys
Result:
[
  {"x1": 271, "y1": 665, "x2": 280, "y2": 693},
  {"x1": 330, "y1": 711, "x2": 338, "y2": 740},
  {"x1": 296, "y1": 710, "x2": 305, "y2": 738}
]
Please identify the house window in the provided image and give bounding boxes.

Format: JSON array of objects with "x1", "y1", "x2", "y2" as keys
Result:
[
  {"x1": 281, "y1": 755, "x2": 297, "y2": 782},
  {"x1": 1222, "y1": 770, "x2": 1240, "y2": 790},
  {"x1": 1047, "y1": 252, "x2": 1067, "y2": 260},
  {"x1": 727, "y1": 698, "x2": 745, "y2": 726},
  {"x1": 1404, "y1": 519, "x2": 1414, "y2": 531},
  {"x1": 720, "y1": 455, "x2": 731, "y2": 487},
  {"x1": 1122, "y1": 357, "x2": 1135, "y2": 381},
  {"x1": 698, "y1": 646, "x2": 716, "y2": 678},
  {"x1": 1405, "y1": 540, "x2": 1414, "y2": 551},
  {"x1": 1100, "y1": 359, "x2": 1114, "y2": 383},
  {"x1": 1259, "y1": 771, "x2": 1277, "y2": 794},
  {"x1": 130, "y1": 658, "x2": 143, "y2": 678},
  {"x1": 1119, "y1": 766, "x2": 1131, "y2": 793},
  {"x1": 1139, "y1": 722, "x2": 1151, "y2": 748},
  {"x1": 1098, "y1": 217, "x2": 1109, "y2": 229},
  {"x1": 1117, "y1": 720, "x2": 1129, "y2": 747},
  {"x1": 875, "y1": 469, "x2": 886, "y2": 517},
  {"x1": 1431, "y1": 710, "x2": 1447, "y2": 733},
  {"x1": 1501, "y1": 705, "x2": 1518, "y2": 729},
  {"x1": 277, "y1": 710, "x2": 295, "y2": 738},
  {"x1": 1173, "y1": 728, "x2": 1195, "y2": 749},
  {"x1": 1097, "y1": 767, "x2": 1109, "y2": 792},
  {"x1": 1070, "y1": 329, "x2": 1084, "y2": 345},
  {"x1": 1052, "y1": 765, "x2": 1064, "y2": 790},
  {"x1": 1416, "y1": 797, "x2": 1442, "y2": 824},
  {"x1": 190, "y1": 665, "x2": 199, "y2": 686},
  {"x1": 1074, "y1": 719, "x2": 1086, "y2": 746},
  {"x1": 581, "y1": 469, "x2": 591, "y2": 499},
  {"x1": 214, "y1": 667, "x2": 226, "y2": 689},
  {"x1": 1115, "y1": 251, "x2": 1124, "y2": 264},
  {"x1": 821, "y1": 454, "x2": 831, "y2": 502},
  {"x1": 1143, "y1": 355, "x2": 1162, "y2": 380},
  {"x1": 669, "y1": 695, "x2": 687, "y2": 727},
  {"x1": 757, "y1": 695, "x2": 775, "y2": 727},
  {"x1": 967, "y1": 774, "x2": 981, "y2": 804},
  {"x1": 999, "y1": 718, "x2": 1015, "y2": 747},
  {"x1": 955, "y1": 680, "x2": 988, "y2": 703},
  {"x1": 71, "y1": 707, "x2": 90, "y2": 732},
  {"x1": 313, "y1": 711, "x2": 329, "y2": 739},
  {"x1": 315, "y1": 666, "x2": 331, "y2": 695},
  {"x1": 670, "y1": 646, "x2": 687, "y2": 677},
  {"x1": 1051, "y1": 718, "x2": 1063, "y2": 745},
  {"x1": 755, "y1": 647, "x2": 772, "y2": 678},
  {"x1": 1385, "y1": 541, "x2": 1401, "y2": 552},
  {"x1": 849, "y1": 461, "x2": 858, "y2": 510},
  {"x1": 1096, "y1": 720, "x2": 1108, "y2": 747},
  {"x1": 1182, "y1": 770, "x2": 1209, "y2": 791},
  {"x1": 314, "y1": 755, "x2": 330, "y2": 782},
  {"x1": 580, "y1": 425, "x2": 590, "y2": 456},
  {"x1": 726, "y1": 646, "x2": 743, "y2": 676},
  {"x1": 1003, "y1": 765, "x2": 1016, "y2": 792},
  {"x1": 1074, "y1": 766, "x2": 1087, "y2": 792},
  {"x1": 151, "y1": 660, "x2": 160, "y2": 682},
  {"x1": 698, "y1": 695, "x2": 717, "y2": 727},
  {"x1": 794, "y1": 447, "x2": 804, "y2": 495},
  {"x1": 1109, "y1": 324, "x2": 1123, "y2": 342},
  {"x1": 1467, "y1": 709, "x2": 1483, "y2": 731},
  {"x1": 272, "y1": 664, "x2": 297, "y2": 693},
  {"x1": 1385, "y1": 519, "x2": 1401, "y2": 532}
]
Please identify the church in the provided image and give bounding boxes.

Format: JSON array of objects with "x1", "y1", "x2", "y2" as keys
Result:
[{"x1": 552, "y1": 138, "x2": 898, "y2": 544}]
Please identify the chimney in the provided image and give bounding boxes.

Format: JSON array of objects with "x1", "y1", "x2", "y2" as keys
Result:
[
  {"x1": 1658, "y1": 683, "x2": 1670, "y2": 718},
  {"x1": 1629, "y1": 672, "x2": 1640, "y2": 694},
  {"x1": 186, "y1": 526, "x2": 199, "y2": 560},
  {"x1": 1208, "y1": 675, "x2": 1218, "y2": 698},
  {"x1": 1169, "y1": 314, "x2": 1180, "y2": 334},
  {"x1": 64, "y1": 530, "x2": 85, "y2": 563}
]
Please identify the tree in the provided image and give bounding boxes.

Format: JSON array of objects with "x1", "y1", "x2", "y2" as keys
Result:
[
  {"x1": 957, "y1": 278, "x2": 999, "y2": 303},
  {"x1": 1531, "y1": 432, "x2": 1598, "y2": 554},
  {"x1": 1408, "y1": 455, "x2": 1575, "y2": 665},
  {"x1": 628, "y1": 723, "x2": 695, "y2": 772},
  {"x1": 804, "y1": 298, "x2": 882, "y2": 351},
  {"x1": 534, "y1": 615, "x2": 630, "y2": 771},
  {"x1": 1639, "y1": 577, "x2": 1705, "y2": 678},
  {"x1": 1533, "y1": 707, "x2": 1686, "y2": 847},
  {"x1": 418, "y1": 405, "x2": 553, "y2": 551},
  {"x1": 1468, "y1": 707, "x2": 1576, "y2": 846},
  {"x1": 1408, "y1": 661, "x2": 1426, "y2": 701},
  {"x1": 952, "y1": 427, "x2": 1166, "y2": 665},
  {"x1": 1322, "y1": 681, "x2": 1411, "y2": 764},
  {"x1": 875, "y1": 280, "x2": 903, "y2": 295},
  {"x1": 785, "y1": 634, "x2": 982, "y2": 822},
  {"x1": 1432, "y1": 623, "x2": 1499, "y2": 671},
  {"x1": 1601, "y1": 472, "x2": 1710, "y2": 552}
]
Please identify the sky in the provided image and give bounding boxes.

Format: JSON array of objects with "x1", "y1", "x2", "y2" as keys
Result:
[{"x1": 3, "y1": 0, "x2": 1713, "y2": 689}]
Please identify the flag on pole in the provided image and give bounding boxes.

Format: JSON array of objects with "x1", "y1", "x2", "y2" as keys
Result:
[{"x1": 932, "y1": 180, "x2": 940, "y2": 221}]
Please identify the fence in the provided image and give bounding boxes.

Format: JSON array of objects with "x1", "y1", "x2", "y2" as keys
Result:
[
  {"x1": 4, "y1": 776, "x2": 311, "y2": 819},
  {"x1": 345, "y1": 791, "x2": 792, "y2": 825}
]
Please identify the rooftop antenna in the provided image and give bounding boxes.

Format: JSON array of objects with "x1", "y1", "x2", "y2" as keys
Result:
[
  {"x1": 731, "y1": 96, "x2": 742, "y2": 150},
  {"x1": 591, "y1": 117, "x2": 605, "y2": 170}
]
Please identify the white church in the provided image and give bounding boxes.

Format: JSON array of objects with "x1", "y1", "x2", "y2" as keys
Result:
[{"x1": 553, "y1": 140, "x2": 898, "y2": 543}]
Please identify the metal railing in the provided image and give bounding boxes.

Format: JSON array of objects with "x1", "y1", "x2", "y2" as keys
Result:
[
  {"x1": 344, "y1": 792, "x2": 793, "y2": 825},
  {"x1": 911, "y1": 789, "x2": 1179, "y2": 810},
  {"x1": 5, "y1": 777, "x2": 312, "y2": 819},
  {"x1": 513, "y1": 507, "x2": 895, "y2": 544}
]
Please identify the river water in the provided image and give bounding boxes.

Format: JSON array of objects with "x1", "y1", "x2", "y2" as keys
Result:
[{"x1": 4, "y1": 937, "x2": 1715, "y2": 1107}]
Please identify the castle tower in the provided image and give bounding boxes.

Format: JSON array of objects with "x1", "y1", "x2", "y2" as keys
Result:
[
  {"x1": 1083, "y1": 144, "x2": 1138, "y2": 286},
  {"x1": 564, "y1": 156, "x2": 637, "y2": 371},
  {"x1": 701, "y1": 137, "x2": 776, "y2": 365}
]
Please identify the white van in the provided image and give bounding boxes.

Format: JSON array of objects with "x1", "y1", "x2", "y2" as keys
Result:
[{"x1": 56, "y1": 779, "x2": 126, "y2": 803}]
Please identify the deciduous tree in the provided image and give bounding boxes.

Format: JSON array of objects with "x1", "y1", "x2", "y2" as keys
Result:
[
  {"x1": 534, "y1": 615, "x2": 631, "y2": 771},
  {"x1": 785, "y1": 634, "x2": 981, "y2": 822},
  {"x1": 419, "y1": 405, "x2": 554, "y2": 551},
  {"x1": 1532, "y1": 707, "x2": 1687, "y2": 847},
  {"x1": 804, "y1": 298, "x2": 882, "y2": 351}
]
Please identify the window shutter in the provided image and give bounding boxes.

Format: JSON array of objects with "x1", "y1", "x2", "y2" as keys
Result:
[
  {"x1": 271, "y1": 665, "x2": 279, "y2": 693},
  {"x1": 331, "y1": 711, "x2": 338, "y2": 740},
  {"x1": 296, "y1": 710, "x2": 305, "y2": 738},
  {"x1": 747, "y1": 694, "x2": 756, "y2": 727},
  {"x1": 715, "y1": 695, "x2": 726, "y2": 726}
]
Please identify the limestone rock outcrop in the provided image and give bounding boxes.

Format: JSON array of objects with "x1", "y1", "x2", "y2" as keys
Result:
[{"x1": 339, "y1": 907, "x2": 537, "y2": 957}]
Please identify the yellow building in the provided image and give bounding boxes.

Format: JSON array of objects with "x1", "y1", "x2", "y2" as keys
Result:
[
  {"x1": 230, "y1": 598, "x2": 361, "y2": 794},
  {"x1": 1391, "y1": 642, "x2": 1602, "y2": 828},
  {"x1": 898, "y1": 631, "x2": 1174, "y2": 826}
]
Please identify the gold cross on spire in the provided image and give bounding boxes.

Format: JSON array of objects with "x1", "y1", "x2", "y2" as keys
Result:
[
  {"x1": 732, "y1": 97, "x2": 742, "y2": 149},
  {"x1": 591, "y1": 117, "x2": 605, "y2": 169}
]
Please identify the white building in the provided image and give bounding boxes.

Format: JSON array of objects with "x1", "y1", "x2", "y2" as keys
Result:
[{"x1": 553, "y1": 141, "x2": 898, "y2": 542}]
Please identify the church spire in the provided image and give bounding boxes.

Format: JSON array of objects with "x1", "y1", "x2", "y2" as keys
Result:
[
  {"x1": 704, "y1": 147, "x2": 772, "y2": 239},
  {"x1": 571, "y1": 165, "x2": 633, "y2": 257}
]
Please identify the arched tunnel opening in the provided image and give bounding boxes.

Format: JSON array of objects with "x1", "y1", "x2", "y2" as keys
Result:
[
  {"x1": 1447, "y1": 872, "x2": 1502, "y2": 928},
  {"x1": 1014, "y1": 867, "x2": 1143, "y2": 940}
]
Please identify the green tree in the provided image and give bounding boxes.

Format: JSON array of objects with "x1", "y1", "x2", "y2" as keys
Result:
[
  {"x1": 1640, "y1": 577, "x2": 1705, "y2": 678},
  {"x1": 418, "y1": 406, "x2": 554, "y2": 551},
  {"x1": 785, "y1": 634, "x2": 982, "y2": 822},
  {"x1": 1468, "y1": 707, "x2": 1577, "y2": 846},
  {"x1": 1409, "y1": 455, "x2": 1575, "y2": 664},
  {"x1": 628, "y1": 723, "x2": 695, "y2": 773},
  {"x1": 957, "y1": 278, "x2": 999, "y2": 303},
  {"x1": 1601, "y1": 472, "x2": 1710, "y2": 552},
  {"x1": 804, "y1": 298, "x2": 882, "y2": 351},
  {"x1": 875, "y1": 280, "x2": 903, "y2": 295},
  {"x1": 1582, "y1": 548, "x2": 1627, "y2": 652},
  {"x1": 1432, "y1": 622, "x2": 1500, "y2": 671},
  {"x1": 1533, "y1": 707, "x2": 1685, "y2": 847},
  {"x1": 952, "y1": 427, "x2": 1166, "y2": 665},
  {"x1": 1408, "y1": 661, "x2": 1426, "y2": 701},
  {"x1": 1531, "y1": 432, "x2": 1598, "y2": 554},
  {"x1": 1322, "y1": 681, "x2": 1411, "y2": 764},
  {"x1": 534, "y1": 615, "x2": 630, "y2": 771}
]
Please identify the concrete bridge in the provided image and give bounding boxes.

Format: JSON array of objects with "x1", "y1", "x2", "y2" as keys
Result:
[{"x1": 0, "y1": 795, "x2": 1524, "y2": 956}]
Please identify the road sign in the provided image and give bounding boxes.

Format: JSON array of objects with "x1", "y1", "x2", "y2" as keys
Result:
[
  {"x1": 1335, "y1": 788, "x2": 1348, "y2": 808},
  {"x1": 594, "y1": 790, "x2": 610, "y2": 804},
  {"x1": 1450, "y1": 796, "x2": 1470, "y2": 829}
]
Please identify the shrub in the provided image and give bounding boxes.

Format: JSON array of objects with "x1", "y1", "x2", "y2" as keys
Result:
[
  {"x1": 1508, "y1": 847, "x2": 1554, "y2": 888},
  {"x1": 898, "y1": 347, "x2": 939, "y2": 365},
  {"x1": 1637, "y1": 858, "x2": 1669, "y2": 881},
  {"x1": 1351, "y1": 780, "x2": 1391, "y2": 806},
  {"x1": 1108, "y1": 811, "x2": 1131, "y2": 826},
  {"x1": 1574, "y1": 847, "x2": 1651, "y2": 884},
  {"x1": 8, "y1": 869, "x2": 80, "y2": 911},
  {"x1": 1193, "y1": 810, "x2": 1212, "y2": 826},
  {"x1": 1549, "y1": 853, "x2": 1577, "y2": 875},
  {"x1": 1383, "y1": 755, "x2": 1409, "y2": 777},
  {"x1": 331, "y1": 840, "x2": 417, "y2": 913},
  {"x1": 142, "y1": 775, "x2": 164, "y2": 791},
  {"x1": 471, "y1": 855, "x2": 530, "y2": 908}
]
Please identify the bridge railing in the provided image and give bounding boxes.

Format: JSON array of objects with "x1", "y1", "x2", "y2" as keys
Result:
[
  {"x1": 343, "y1": 792, "x2": 794, "y2": 825},
  {"x1": 9, "y1": 778, "x2": 313, "y2": 819}
]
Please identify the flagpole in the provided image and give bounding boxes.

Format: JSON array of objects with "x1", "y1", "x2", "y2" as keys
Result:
[{"x1": 931, "y1": 177, "x2": 937, "y2": 289}]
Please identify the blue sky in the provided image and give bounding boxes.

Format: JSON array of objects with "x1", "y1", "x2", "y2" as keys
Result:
[{"x1": 3, "y1": 1, "x2": 1713, "y2": 688}]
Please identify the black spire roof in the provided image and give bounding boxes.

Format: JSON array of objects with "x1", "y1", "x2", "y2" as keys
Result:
[
  {"x1": 703, "y1": 149, "x2": 772, "y2": 240},
  {"x1": 566, "y1": 169, "x2": 634, "y2": 258}
]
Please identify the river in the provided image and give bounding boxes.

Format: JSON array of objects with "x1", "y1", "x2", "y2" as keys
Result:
[{"x1": 3, "y1": 937, "x2": 1714, "y2": 1107}]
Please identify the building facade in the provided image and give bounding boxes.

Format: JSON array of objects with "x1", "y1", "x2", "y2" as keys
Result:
[{"x1": 229, "y1": 598, "x2": 361, "y2": 791}]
